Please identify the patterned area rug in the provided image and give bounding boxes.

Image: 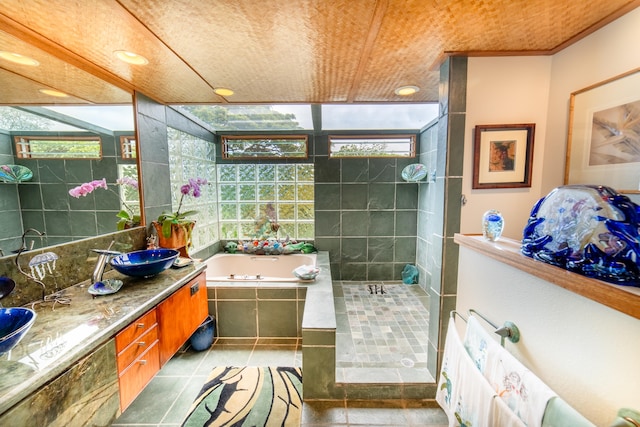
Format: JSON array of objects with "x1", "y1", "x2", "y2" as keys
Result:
[{"x1": 182, "y1": 366, "x2": 303, "y2": 427}]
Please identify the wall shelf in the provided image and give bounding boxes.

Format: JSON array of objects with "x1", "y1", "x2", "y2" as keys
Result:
[{"x1": 454, "y1": 233, "x2": 640, "y2": 320}]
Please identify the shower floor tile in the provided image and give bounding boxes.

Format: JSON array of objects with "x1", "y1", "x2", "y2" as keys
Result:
[{"x1": 335, "y1": 281, "x2": 432, "y2": 383}]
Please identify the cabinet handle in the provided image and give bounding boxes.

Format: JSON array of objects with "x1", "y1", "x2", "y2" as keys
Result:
[
  {"x1": 190, "y1": 282, "x2": 199, "y2": 296},
  {"x1": 139, "y1": 359, "x2": 147, "y2": 365},
  {"x1": 138, "y1": 341, "x2": 146, "y2": 347},
  {"x1": 136, "y1": 323, "x2": 145, "y2": 329}
]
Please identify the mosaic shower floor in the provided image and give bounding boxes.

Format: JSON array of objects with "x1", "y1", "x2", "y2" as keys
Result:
[{"x1": 334, "y1": 281, "x2": 434, "y2": 384}]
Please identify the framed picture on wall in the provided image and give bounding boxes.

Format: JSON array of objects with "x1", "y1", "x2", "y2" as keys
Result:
[
  {"x1": 472, "y1": 123, "x2": 535, "y2": 189},
  {"x1": 565, "y1": 68, "x2": 640, "y2": 194}
]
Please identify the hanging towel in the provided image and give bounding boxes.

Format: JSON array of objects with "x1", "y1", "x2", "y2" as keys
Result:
[
  {"x1": 485, "y1": 345, "x2": 557, "y2": 426},
  {"x1": 437, "y1": 317, "x2": 495, "y2": 426},
  {"x1": 541, "y1": 397, "x2": 596, "y2": 427},
  {"x1": 491, "y1": 394, "x2": 527, "y2": 427},
  {"x1": 463, "y1": 314, "x2": 502, "y2": 372},
  {"x1": 463, "y1": 314, "x2": 557, "y2": 427}
]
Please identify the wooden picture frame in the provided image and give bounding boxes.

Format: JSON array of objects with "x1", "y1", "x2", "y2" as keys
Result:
[
  {"x1": 565, "y1": 68, "x2": 640, "y2": 194},
  {"x1": 472, "y1": 123, "x2": 535, "y2": 189}
]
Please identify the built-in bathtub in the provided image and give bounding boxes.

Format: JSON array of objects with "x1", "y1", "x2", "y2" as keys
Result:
[
  {"x1": 205, "y1": 253, "x2": 317, "y2": 282},
  {"x1": 204, "y1": 251, "x2": 338, "y2": 399}
]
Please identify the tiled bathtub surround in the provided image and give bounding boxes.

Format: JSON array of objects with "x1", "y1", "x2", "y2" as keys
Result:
[{"x1": 206, "y1": 286, "x2": 307, "y2": 338}]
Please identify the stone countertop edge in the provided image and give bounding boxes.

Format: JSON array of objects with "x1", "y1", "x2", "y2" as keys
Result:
[
  {"x1": 0, "y1": 262, "x2": 207, "y2": 416},
  {"x1": 301, "y1": 251, "x2": 336, "y2": 330}
]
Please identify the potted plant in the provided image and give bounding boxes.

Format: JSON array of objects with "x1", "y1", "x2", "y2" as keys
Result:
[{"x1": 154, "y1": 178, "x2": 207, "y2": 257}]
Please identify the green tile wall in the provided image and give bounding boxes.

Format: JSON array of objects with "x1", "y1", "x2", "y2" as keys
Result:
[
  {"x1": 314, "y1": 135, "x2": 419, "y2": 281},
  {"x1": 0, "y1": 131, "x2": 137, "y2": 252},
  {"x1": 0, "y1": 132, "x2": 22, "y2": 253}
]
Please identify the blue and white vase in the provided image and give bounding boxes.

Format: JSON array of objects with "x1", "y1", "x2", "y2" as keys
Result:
[{"x1": 482, "y1": 209, "x2": 504, "y2": 241}]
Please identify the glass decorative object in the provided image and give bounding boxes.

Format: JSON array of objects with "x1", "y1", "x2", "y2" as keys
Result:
[
  {"x1": 521, "y1": 185, "x2": 640, "y2": 287},
  {"x1": 0, "y1": 165, "x2": 33, "y2": 183},
  {"x1": 401, "y1": 163, "x2": 428, "y2": 182},
  {"x1": 482, "y1": 209, "x2": 504, "y2": 241}
]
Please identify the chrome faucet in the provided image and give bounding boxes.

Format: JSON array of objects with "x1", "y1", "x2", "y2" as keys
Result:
[{"x1": 92, "y1": 246, "x2": 121, "y2": 284}]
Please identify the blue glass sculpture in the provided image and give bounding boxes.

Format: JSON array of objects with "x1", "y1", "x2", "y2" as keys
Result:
[{"x1": 521, "y1": 185, "x2": 640, "y2": 287}]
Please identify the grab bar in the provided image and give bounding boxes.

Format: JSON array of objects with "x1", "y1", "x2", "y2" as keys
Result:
[{"x1": 250, "y1": 256, "x2": 279, "y2": 262}]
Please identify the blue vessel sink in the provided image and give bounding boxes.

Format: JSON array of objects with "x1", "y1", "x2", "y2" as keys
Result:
[
  {"x1": 110, "y1": 249, "x2": 179, "y2": 278},
  {"x1": 0, "y1": 307, "x2": 37, "y2": 355}
]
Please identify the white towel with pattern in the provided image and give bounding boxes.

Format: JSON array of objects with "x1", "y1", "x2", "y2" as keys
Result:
[
  {"x1": 463, "y1": 315, "x2": 557, "y2": 427},
  {"x1": 437, "y1": 317, "x2": 494, "y2": 426}
]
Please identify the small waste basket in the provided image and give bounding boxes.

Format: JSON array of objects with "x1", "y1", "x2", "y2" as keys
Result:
[{"x1": 189, "y1": 315, "x2": 216, "y2": 351}]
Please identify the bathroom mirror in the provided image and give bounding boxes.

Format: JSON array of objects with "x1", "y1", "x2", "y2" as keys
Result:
[{"x1": 0, "y1": 104, "x2": 140, "y2": 256}]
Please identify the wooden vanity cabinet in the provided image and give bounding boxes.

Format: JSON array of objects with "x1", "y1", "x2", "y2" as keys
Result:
[
  {"x1": 157, "y1": 271, "x2": 208, "y2": 365},
  {"x1": 116, "y1": 271, "x2": 208, "y2": 411},
  {"x1": 116, "y1": 309, "x2": 160, "y2": 410}
]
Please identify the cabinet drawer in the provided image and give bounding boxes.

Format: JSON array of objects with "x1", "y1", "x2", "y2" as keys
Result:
[
  {"x1": 116, "y1": 309, "x2": 157, "y2": 353},
  {"x1": 116, "y1": 324, "x2": 158, "y2": 373},
  {"x1": 118, "y1": 341, "x2": 160, "y2": 411}
]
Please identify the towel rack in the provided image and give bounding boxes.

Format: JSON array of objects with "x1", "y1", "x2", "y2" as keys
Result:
[{"x1": 450, "y1": 309, "x2": 520, "y2": 346}]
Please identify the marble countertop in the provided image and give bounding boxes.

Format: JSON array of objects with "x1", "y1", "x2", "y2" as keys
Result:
[{"x1": 0, "y1": 262, "x2": 206, "y2": 415}]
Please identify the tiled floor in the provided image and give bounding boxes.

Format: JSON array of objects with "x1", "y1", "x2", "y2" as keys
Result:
[
  {"x1": 113, "y1": 338, "x2": 447, "y2": 426},
  {"x1": 334, "y1": 281, "x2": 434, "y2": 384},
  {"x1": 114, "y1": 280, "x2": 440, "y2": 425}
]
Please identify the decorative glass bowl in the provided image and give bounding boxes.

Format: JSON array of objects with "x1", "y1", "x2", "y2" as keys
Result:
[
  {"x1": 88, "y1": 279, "x2": 124, "y2": 296},
  {"x1": 0, "y1": 165, "x2": 33, "y2": 183},
  {"x1": 292, "y1": 265, "x2": 320, "y2": 280},
  {"x1": 0, "y1": 307, "x2": 36, "y2": 355},
  {"x1": 401, "y1": 163, "x2": 428, "y2": 182},
  {"x1": 110, "y1": 249, "x2": 179, "y2": 278}
]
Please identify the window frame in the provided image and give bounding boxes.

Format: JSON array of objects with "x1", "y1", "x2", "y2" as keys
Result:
[
  {"x1": 120, "y1": 135, "x2": 137, "y2": 159},
  {"x1": 221, "y1": 134, "x2": 309, "y2": 160},
  {"x1": 14, "y1": 135, "x2": 102, "y2": 159},
  {"x1": 328, "y1": 134, "x2": 417, "y2": 158}
]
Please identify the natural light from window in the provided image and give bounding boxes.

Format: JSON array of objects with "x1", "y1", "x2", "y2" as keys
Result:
[{"x1": 176, "y1": 103, "x2": 437, "y2": 132}]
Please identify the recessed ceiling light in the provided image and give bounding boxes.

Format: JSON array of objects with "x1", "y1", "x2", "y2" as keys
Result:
[
  {"x1": 114, "y1": 50, "x2": 149, "y2": 65},
  {"x1": 394, "y1": 85, "x2": 420, "y2": 96},
  {"x1": 0, "y1": 51, "x2": 39, "y2": 66},
  {"x1": 39, "y1": 89, "x2": 69, "y2": 98},
  {"x1": 214, "y1": 87, "x2": 234, "y2": 97}
]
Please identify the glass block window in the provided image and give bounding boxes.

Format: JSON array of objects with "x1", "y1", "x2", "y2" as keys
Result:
[
  {"x1": 218, "y1": 164, "x2": 314, "y2": 240},
  {"x1": 14, "y1": 136, "x2": 101, "y2": 159},
  {"x1": 167, "y1": 128, "x2": 218, "y2": 252},
  {"x1": 329, "y1": 134, "x2": 416, "y2": 158},
  {"x1": 222, "y1": 135, "x2": 308, "y2": 159}
]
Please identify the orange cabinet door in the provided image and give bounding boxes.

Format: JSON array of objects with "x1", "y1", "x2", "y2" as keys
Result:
[{"x1": 157, "y1": 272, "x2": 208, "y2": 366}]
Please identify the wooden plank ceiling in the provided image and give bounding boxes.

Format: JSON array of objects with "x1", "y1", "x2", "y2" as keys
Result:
[{"x1": 0, "y1": 0, "x2": 638, "y2": 105}]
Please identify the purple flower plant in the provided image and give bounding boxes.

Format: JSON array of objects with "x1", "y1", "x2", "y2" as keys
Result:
[
  {"x1": 157, "y1": 177, "x2": 208, "y2": 238},
  {"x1": 68, "y1": 177, "x2": 140, "y2": 229}
]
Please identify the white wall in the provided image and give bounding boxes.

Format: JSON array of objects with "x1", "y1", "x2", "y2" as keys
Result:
[
  {"x1": 462, "y1": 56, "x2": 552, "y2": 239},
  {"x1": 457, "y1": 246, "x2": 640, "y2": 427},
  {"x1": 544, "y1": 8, "x2": 640, "y2": 195},
  {"x1": 455, "y1": 9, "x2": 640, "y2": 426},
  {"x1": 461, "y1": 7, "x2": 640, "y2": 239}
]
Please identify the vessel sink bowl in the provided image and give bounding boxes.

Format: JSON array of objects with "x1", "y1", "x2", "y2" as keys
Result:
[
  {"x1": 110, "y1": 249, "x2": 179, "y2": 278},
  {"x1": 0, "y1": 307, "x2": 37, "y2": 355}
]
